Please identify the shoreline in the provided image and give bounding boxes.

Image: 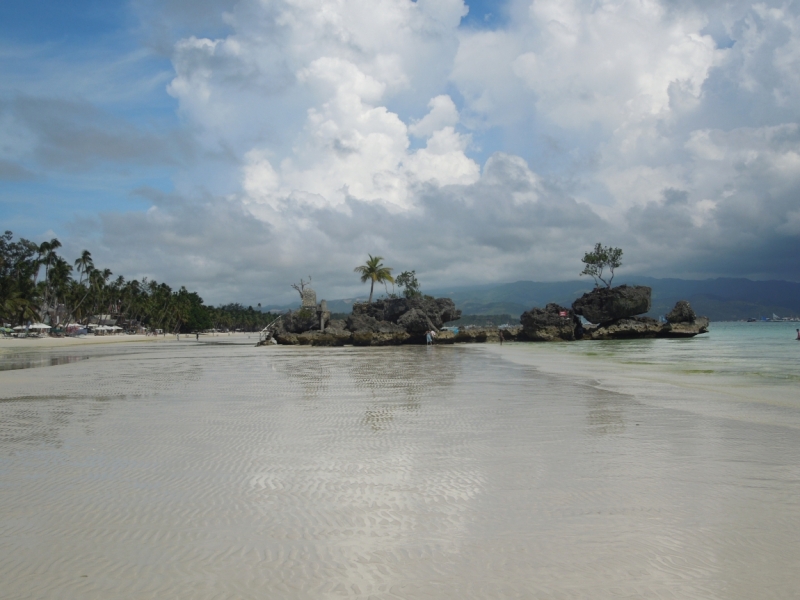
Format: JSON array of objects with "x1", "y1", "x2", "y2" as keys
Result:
[
  {"x1": 482, "y1": 341, "x2": 800, "y2": 430},
  {"x1": 0, "y1": 332, "x2": 258, "y2": 352}
]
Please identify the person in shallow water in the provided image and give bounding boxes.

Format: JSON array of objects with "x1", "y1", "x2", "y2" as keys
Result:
[
  {"x1": 426, "y1": 330, "x2": 433, "y2": 345},
  {"x1": 796, "y1": 329, "x2": 799, "y2": 340}
]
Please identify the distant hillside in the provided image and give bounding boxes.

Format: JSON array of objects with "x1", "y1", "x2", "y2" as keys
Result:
[
  {"x1": 428, "y1": 277, "x2": 800, "y2": 321},
  {"x1": 265, "y1": 277, "x2": 800, "y2": 322}
]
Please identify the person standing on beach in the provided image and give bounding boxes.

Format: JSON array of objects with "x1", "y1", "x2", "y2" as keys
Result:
[
  {"x1": 499, "y1": 329, "x2": 504, "y2": 345},
  {"x1": 196, "y1": 332, "x2": 199, "y2": 341}
]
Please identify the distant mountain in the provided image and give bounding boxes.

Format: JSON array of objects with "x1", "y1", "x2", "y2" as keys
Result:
[
  {"x1": 264, "y1": 277, "x2": 800, "y2": 322},
  {"x1": 428, "y1": 277, "x2": 800, "y2": 321}
]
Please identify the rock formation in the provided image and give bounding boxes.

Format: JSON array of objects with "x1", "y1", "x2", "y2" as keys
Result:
[
  {"x1": 272, "y1": 295, "x2": 461, "y2": 346},
  {"x1": 519, "y1": 303, "x2": 581, "y2": 341},
  {"x1": 352, "y1": 297, "x2": 460, "y2": 330},
  {"x1": 572, "y1": 285, "x2": 651, "y2": 324},
  {"x1": 665, "y1": 300, "x2": 695, "y2": 324},
  {"x1": 662, "y1": 301, "x2": 708, "y2": 337},
  {"x1": 582, "y1": 316, "x2": 663, "y2": 340},
  {"x1": 663, "y1": 316, "x2": 709, "y2": 337},
  {"x1": 583, "y1": 300, "x2": 709, "y2": 339}
]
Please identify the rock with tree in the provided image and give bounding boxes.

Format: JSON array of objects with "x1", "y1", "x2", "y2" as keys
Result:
[
  {"x1": 351, "y1": 296, "x2": 460, "y2": 331},
  {"x1": 572, "y1": 284, "x2": 652, "y2": 324}
]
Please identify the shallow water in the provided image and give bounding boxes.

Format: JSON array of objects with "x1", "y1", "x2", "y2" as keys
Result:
[
  {"x1": 0, "y1": 342, "x2": 799, "y2": 599},
  {"x1": 572, "y1": 321, "x2": 800, "y2": 382}
]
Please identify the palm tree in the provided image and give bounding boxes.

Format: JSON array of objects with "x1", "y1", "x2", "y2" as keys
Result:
[
  {"x1": 74, "y1": 250, "x2": 93, "y2": 285},
  {"x1": 354, "y1": 254, "x2": 394, "y2": 304}
]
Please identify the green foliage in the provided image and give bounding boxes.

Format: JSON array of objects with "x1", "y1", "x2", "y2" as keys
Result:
[
  {"x1": 580, "y1": 243, "x2": 623, "y2": 288},
  {"x1": 295, "y1": 307, "x2": 314, "y2": 320},
  {"x1": 354, "y1": 254, "x2": 394, "y2": 304},
  {"x1": 395, "y1": 270, "x2": 421, "y2": 298},
  {"x1": 0, "y1": 230, "x2": 278, "y2": 333}
]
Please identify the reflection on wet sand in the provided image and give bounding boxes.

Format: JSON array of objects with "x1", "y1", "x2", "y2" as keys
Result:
[
  {"x1": 586, "y1": 388, "x2": 627, "y2": 436},
  {"x1": 0, "y1": 343, "x2": 799, "y2": 599},
  {"x1": 0, "y1": 353, "x2": 89, "y2": 372}
]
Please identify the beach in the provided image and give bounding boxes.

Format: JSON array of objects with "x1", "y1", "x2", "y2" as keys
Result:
[{"x1": 1, "y1": 329, "x2": 799, "y2": 598}]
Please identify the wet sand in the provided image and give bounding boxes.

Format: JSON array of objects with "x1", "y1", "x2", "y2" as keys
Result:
[{"x1": 1, "y1": 342, "x2": 799, "y2": 598}]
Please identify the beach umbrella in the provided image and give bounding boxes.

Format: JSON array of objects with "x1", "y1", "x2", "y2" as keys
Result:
[
  {"x1": 13, "y1": 325, "x2": 25, "y2": 331},
  {"x1": 29, "y1": 323, "x2": 51, "y2": 330},
  {"x1": 110, "y1": 325, "x2": 122, "y2": 330}
]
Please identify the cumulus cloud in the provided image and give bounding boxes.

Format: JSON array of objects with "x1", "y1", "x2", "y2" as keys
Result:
[
  {"x1": 155, "y1": 0, "x2": 800, "y2": 300},
  {"x1": 6, "y1": 0, "x2": 800, "y2": 304}
]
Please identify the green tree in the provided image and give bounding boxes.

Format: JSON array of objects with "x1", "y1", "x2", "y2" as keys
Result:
[
  {"x1": 354, "y1": 254, "x2": 394, "y2": 304},
  {"x1": 580, "y1": 243, "x2": 623, "y2": 288},
  {"x1": 74, "y1": 250, "x2": 94, "y2": 285},
  {"x1": 395, "y1": 270, "x2": 421, "y2": 298}
]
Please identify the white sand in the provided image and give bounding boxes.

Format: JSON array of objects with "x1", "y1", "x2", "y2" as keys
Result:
[
  {"x1": 0, "y1": 331, "x2": 257, "y2": 351},
  {"x1": 1, "y1": 343, "x2": 798, "y2": 599}
]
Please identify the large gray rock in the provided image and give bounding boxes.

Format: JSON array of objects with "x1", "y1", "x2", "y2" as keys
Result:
[
  {"x1": 280, "y1": 308, "x2": 320, "y2": 333},
  {"x1": 583, "y1": 314, "x2": 709, "y2": 340},
  {"x1": 346, "y1": 313, "x2": 381, "y2": 333},
  {"x1": 584, "y1": 316, "x2": 663, "y2": 340},
  {"x1": 665, "y1": 300, "x2": 696, "y2": 323},
  {"x1": 297, "y1": 330, "x2": 352, "y2": 346},
  {"x1": 348, "y1": 296, "x2": 461, "y2": 340},
  {"x1": 663, "y1": 316, "x2": 709, "y2": 337},
  {"x1": 397, "y1": 308, "x2": 434, "y2": 334},
  {"x1": 572, "y1": 285, "x2": 652, "y2": 324},
  {"x1": 520, "y1": 303, "x2": 580, "y2": 341},
  {"x1": 434, "y1": 298, "x2": 461, "y2": 325},
  {"x1": 326, "y1": 319, "x2": 347, "y2": 331},
  {"x1": 345, "y1": 313, "x2": 405, "y2": 334},
  {"x1": 352, "y1": 331, "x2": 410, "y2": 346}
]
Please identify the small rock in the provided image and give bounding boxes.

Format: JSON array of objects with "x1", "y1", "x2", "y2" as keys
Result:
[
  {"x1": 665, "y1": 300, "x2": 696, "y2": 324},
  {"x1": 520, "y1": 303, "x2": 579, "y2": 341}
]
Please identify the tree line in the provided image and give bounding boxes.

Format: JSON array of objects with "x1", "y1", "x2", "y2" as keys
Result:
[{"x1": 0, "y1": 231, "x2": 277, "y2": 333}]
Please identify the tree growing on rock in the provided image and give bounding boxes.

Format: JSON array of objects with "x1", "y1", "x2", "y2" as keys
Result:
[
  {"x1": 354, "y1": 255, "x2": 394, "y2": 304},
  {"x1": 395, "y1": 270, "x2": 421, "y2": 298},
  {"x1": 290, "y1": 276, "x2": 312, "y2": 300},
  {"x1": 580, "y1": 243, "x2": 623, "y2": 288}
]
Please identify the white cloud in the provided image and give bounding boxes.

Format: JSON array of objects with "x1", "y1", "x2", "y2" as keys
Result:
[
  {"x1": 152, "y1": 0, "x2": 800, "y2": 297},
  {"x1": 409, "y1": 95, "x2": 460, "y2": 138},
  {"x1": 7, "y1": 0, "x2": 800, "y2": 303}
]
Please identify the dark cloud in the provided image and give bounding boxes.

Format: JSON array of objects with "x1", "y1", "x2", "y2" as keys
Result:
[
  {"x1": 0, "y1": 159, "x2": 35, "y2": 181},
  {"x1": 0, "y1": 95, "x2": 186, "y2": 170}
]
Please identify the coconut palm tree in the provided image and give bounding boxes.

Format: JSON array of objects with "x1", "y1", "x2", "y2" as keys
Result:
[
  {"x1": 74, "y1": 250, "x2": 93, "y2": 285},
  {"x1": 354, "y1": 254, "x2": 394, "y2": 304}
]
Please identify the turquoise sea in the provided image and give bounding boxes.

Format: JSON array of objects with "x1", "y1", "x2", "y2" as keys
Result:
[{"x1": 561, "y1": 320, "x2": 800, "y2": 384}]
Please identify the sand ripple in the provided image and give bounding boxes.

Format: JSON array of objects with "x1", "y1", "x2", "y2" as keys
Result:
[{"x1": 1, "y1": 344, "x2": 799, "y2": 598}]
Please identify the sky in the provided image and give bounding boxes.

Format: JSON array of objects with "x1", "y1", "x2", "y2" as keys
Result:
[{"x1": 2, "y1": 0, "x2": 800, "y2": 305}]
